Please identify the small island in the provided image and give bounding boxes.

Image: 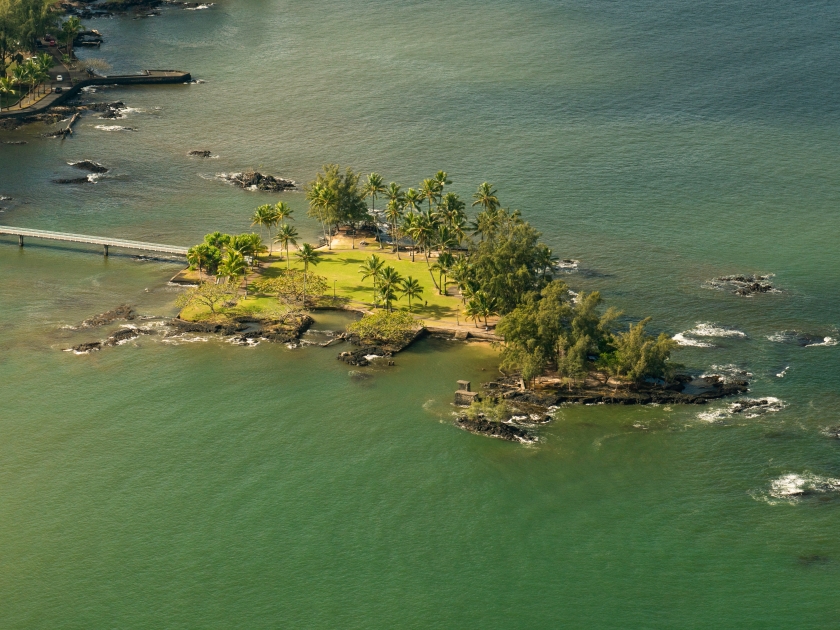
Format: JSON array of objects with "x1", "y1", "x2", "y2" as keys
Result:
[{"x1": 165, "y1": 164, "x2": 749, "y2": 442}]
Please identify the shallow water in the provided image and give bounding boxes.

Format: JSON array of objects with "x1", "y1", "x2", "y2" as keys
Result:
[{"x1": 1, "y1": 1, "x2": 839, "y2": 627}]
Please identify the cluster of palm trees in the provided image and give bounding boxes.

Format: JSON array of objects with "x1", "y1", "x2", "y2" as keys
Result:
[
  {"x1": 358, "y1": 174, "x2": 506, "y2": 326},
  {"x1": 358, "y1": 254, "x2": 424, "y2": 312},
  {"x1": 0, "y1": 52, "x2": 53, "y2": 109},
  {"x1": 249, "y1": 201, "x2": 296, "y2": 260},
  {"x1": 187, "y1": 231, "x2": 267, "y2": 285}
]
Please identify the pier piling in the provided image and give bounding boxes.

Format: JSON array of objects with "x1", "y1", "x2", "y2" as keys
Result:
[{"x1": 18, "y1": 235, "x2": 23, "y2": 247}]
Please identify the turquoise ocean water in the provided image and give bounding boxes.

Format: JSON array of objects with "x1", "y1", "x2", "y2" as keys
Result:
[{"x1": 1, "y1": 1, "x2": 839, "y2": 627}]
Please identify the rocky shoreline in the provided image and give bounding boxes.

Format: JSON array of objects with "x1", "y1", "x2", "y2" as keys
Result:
[{"x1": 456, "y1": 373, "x2": 751, "y2": 442}]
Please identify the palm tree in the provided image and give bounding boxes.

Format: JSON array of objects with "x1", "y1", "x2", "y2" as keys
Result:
[
  {"x1": 383, "y1": 182, "x2": 404, "y2": 251},
  {"x1": 274, "y1": 223, "x2": 299, "y2": 269},
  {"x1": 362, "y1": 172, "x2": 386, "y2": 214},
  {"x1": 358, "y1": 254, "x2": 385, "y2": 306},
  {"x1": 274, "y1": 201, "x2": 294, "y2": 223},
  {"x1": 61, "y1": 17, "x2": 83, "y2": 57},
  {"x1": 419, "y1": 178, "x2": 440, "y2": 213},
  {"x1": 316, "y1": 186, "x2": 338, "y2": 250},
  {"x1": 306, "y1": 182, "x2": 329, "y2": 248},
  {"x1": 295, "y1": 243, "x2": 321, "y2": 307},
  {"x1": 251, "y1": 204, "x2": 274, "y2": 247},
  {"x1": 465, "y1": 291, "x2": 498, "y2": 329},
  {"x1": 472, "y1": 182, "x2": 500, "y2": 213},
  {"x1": 403, "y1": 188, "x2": 423, "y2": 261},
  {"x1": 218, "y1": 250, "x2": 247, "y2": 288},
  {"x1": 434, "y1": 171, "x2": 451, "y2": 196},
  {"x1": 377, "y1": 266, "x2": 403, "y2": 311},
  {"x1": 186, "y1": 243, "x2": 219, "y2": 282},
  {"x1": 0, "y1": 77, "x2": 16, "y2": 111},
  {"x1": 384, "y1": 197, "x2": 404, "y2": 258},
  {"x1": 399, "y1": 276, "x2": 423, "y2": 312},
  {"x1": 431, "y1": 251, "x2": 454, "y2": 295}
]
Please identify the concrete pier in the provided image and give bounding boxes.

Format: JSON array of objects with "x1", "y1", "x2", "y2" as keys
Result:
[{"x1": 0, "y1": 226, "x2": 188, "y2": 257}]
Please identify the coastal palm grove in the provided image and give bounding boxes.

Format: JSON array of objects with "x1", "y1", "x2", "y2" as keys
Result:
[
  {"x1": 184, "y1": 164, "x2": 677, "y2": 388},
  {"x1": 0, "y1": 0, "x2": 84, "y2": 109}
]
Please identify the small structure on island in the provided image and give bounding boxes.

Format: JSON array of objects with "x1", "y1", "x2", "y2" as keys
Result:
[{"x1": 454, "y1": 380, "x2": 480, "y2": 406}]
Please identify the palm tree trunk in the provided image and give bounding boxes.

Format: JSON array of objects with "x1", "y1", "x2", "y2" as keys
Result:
[{"x1": 286, "y1": 244, "x2": 290, "y2": 269}]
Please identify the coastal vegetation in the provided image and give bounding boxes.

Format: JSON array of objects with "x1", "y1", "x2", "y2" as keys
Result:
[{"x1": 180, "y1": 164, "x2": 679, "y2": 390}]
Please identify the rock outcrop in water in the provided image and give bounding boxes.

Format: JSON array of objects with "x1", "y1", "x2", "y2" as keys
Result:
[
  {"x1": 482, "y1": 373, "x2": 749, "y2": 407},
  {"x1": 707, "y1": 274, "x2": 776, "y2": 296},
  {"x1": 70, "y1": 160, "x2": 109, "y2": 173},
  {"x1": 188, "y1": 150, "x2": 212, "y2": 157},
  {"x1": 81, "y1": 305, "x2": 135, "y2": 327},
  {"x1": 456, "y1": 416, "x2": 535, "y2": 443},
  {"x1": 220, "y1": 171, "x2": 297, "y2": 192},
  {"x1": 171, "y1": 311, "x2": 313, "y2": 343}
]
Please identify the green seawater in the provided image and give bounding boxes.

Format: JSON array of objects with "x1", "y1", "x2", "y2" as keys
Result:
[{"x1": 1, "y1": 1, "x2": 839, "y2": 627}]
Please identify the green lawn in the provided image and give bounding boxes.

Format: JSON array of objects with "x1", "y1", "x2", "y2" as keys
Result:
[
  {"x1": 178, "y1": 244, "x2": 474, "y2": 325},
  {"x1": 0, "y1": 88, "x2": 23, "y2": 109},
  {"x1": 257, "y1": 245, "x2": 464, "y2": 321}
]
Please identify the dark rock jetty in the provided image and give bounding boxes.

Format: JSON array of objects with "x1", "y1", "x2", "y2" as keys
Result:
[{"x1": 221, "y1": 170, "x2": 297, "y2": 192}]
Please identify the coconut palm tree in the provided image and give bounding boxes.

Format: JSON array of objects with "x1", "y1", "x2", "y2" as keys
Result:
[
  {"x1": 431, "y1": 251, "x2": 454, "y2": 295},
  {"x1": 465, "y1": 291, "x2": 498, "y2": 329},
  {"x1": 358, "y1": 253, "x2": 385, "y2": 306},
  {"x1": 399, "y1": 276, "x2": 423, "y2": 312},
  {"x1": 251, "y1": 204, "x2": 274, "y2": 244},
  {"x1": 218, "y1": 250, "x2": 247, "y2": 288},
  {"x1": 295, "y1": 243, "x2": 321, "y2": 307},
  {"x1": 274, "y1": 223, "x2": 299, "y2": 269},
  {"x1": 419, "y1": 178, "x2": 440, "y2": 213},
  {"x1": 0, "y1": 77, "x2": 16, "y2": 111},
  {"x1": 274, "y1": 201, "x2": 293, "y2": 223},
  {"x1": 384, "y1": 197, "x2": 404, "y2": 258},
  {"x1": 472, "y1": 182, "x2": 500, "y2": 213},
  {"x1": 377, "y1": 266, "x2": 403, "y2": 312},
  {"x1": 186, "y1": 243, "x2": 220, "y2": 282},
  {"x1": 61, "y1": 16, "x2": 83, "y2": 57},
  {"x1": 434, "y1": 170, "x2": 451, "y2": 196},
  {"x1": 316, "y1": 186, "x2": 338, "y2": 250},
  {"x1": 383, "y1": 182, "x2": 404, "y2": 250},
  {"x1": 362, "y1": 172, "x2": 386, "y2": 214}
]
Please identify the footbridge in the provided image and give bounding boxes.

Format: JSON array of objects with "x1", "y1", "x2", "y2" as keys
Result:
[{"x1": 0, "y1": 226, "x2": 188, "y2": 257}]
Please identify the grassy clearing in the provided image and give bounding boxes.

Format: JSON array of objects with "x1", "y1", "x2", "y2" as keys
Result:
[
  {"x1": 178, "y1": 241, "x2": 471, "y2": 325},
  {"x1": 259, "y1": 243, "x2": 464, "y2": 321}
]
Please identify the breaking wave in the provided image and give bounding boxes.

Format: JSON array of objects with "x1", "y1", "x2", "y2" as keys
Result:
[
  {"x1": 697, "y1": 397, "x2": 786, "y2": 422},
  {"x1": 674, "y1": 322, "x2": 746, "y2": 347},
  {"x1": 753, "y1": 473, "x2": 840, "y2": 504},
  {"x1": 95, "y1": 125, "x2": 137, "y2": 132}
]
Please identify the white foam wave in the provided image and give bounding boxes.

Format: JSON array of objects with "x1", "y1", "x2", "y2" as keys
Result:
[
  {"x1": 686, "y1": 322, "x2": 747, "y2": 338},
  {"x1": 185, "y1": 2, "x2": 213, "y2": 9},
  {"x1": 765, "y1": 473, "x2": 840, "y2": 502},
  {"x1": 364, "y1": 354, "x2": 384, "y2": 361},
  {"x1": 673, "y1": 333, "x2": 714, "y2": 347},
  {"x1": 701, "y1": 364, "x2": 753, "y2": 383},
  {"x1": 94, "y1": 125, "x2": 136, "y2": 132},
  {"x1": 698, "y1": 397, "x2": 786, "y2": 422},
  {"x1": 776, "y1": 366, "x2": 790, "y2": 378},
  {"x1": 806, "y1": 336, "x2": 837, "y2": 347}
]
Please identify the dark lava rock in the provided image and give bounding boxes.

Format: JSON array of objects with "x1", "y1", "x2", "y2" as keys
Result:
[
  {"x1": 82, "y1": 304, "x2": 135, "y2": 327},
  {"x1": 1, "y1": 140, "x2": 27, "y2": 145},
  {"x1": 53, "y1": 177, "x2": 93, "y2": 184},
  {"x1": 188, "y1": 150, "x2": 212, "y2": 157},
  {"x1": 338, "y1": 345, "x2": 392, "y2": 367},
  {"x1": 730, "y1": 399, "x2": 772, "y2": 414},
  {"x1": 70, "y1": 160, "x2": 109, "y2": 173},
  {"x1": 710, "y1": 274, "x2": 776, "y2": 296},
  {"x1": 457, "y1": 416, "x2": 535, "y2": 443},
  {"x1": 70, "y1": 341, "x2": 102, "y2": 353},
  {"x1": 222, "y1": 170, "x2": 297, "y2": 192},
  {"x1": 483, "y1": 373, "x2": 749, "y2": 409},
  {"x1": 824, "y1": 426, "x2": 840, "y2": 439},
  {"x1": 171, "y1": 318, "x2": 242, "y2": 335}
]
